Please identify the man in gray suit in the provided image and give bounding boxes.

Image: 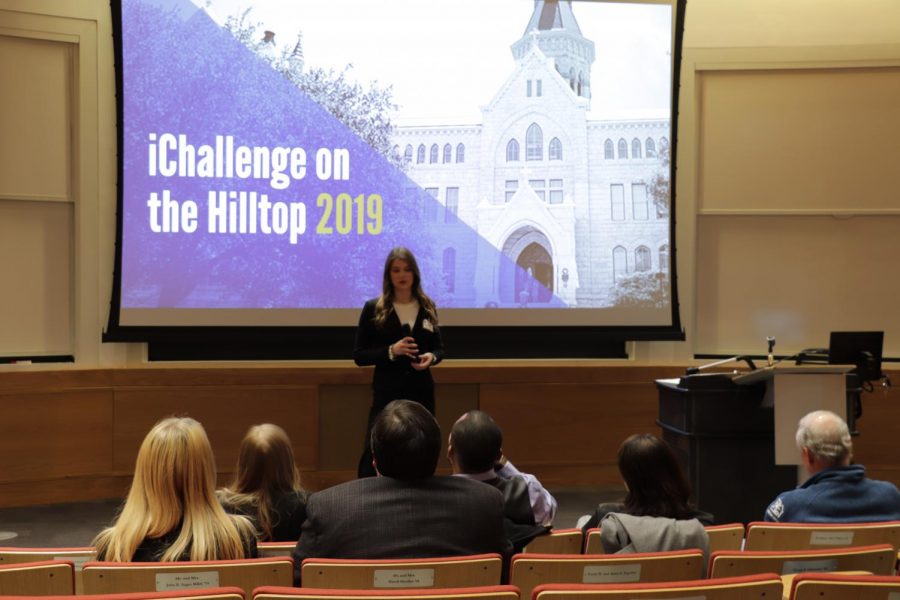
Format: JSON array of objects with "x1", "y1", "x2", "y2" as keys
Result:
[{"x1": 292, "y1": 400, "x2": 512, "y2": 583}]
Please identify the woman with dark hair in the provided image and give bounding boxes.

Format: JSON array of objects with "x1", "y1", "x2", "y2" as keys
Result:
[
  {"x1": 581, "y1": 434, "x2": 712, "y2": 560},
  {"x1": 353, "y1": 247, "x2": 444, "y2": 478},
  {"x1": 217, "y1": 424, "x2": 308, "y2": 541}
]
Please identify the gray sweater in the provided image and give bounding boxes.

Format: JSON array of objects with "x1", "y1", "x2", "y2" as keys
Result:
[{"x1": 599, "y1": 513, "x2": 709, "y2": 576}]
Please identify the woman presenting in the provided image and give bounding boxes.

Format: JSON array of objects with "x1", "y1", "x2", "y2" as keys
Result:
[{"x1": 353, "y1": 247, "x2": 443, "y2": 477}]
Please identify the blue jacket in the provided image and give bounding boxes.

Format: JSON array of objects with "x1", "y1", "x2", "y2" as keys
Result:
[{"x1": 764, "y1": 464, "x2": 900, "y2": 523}]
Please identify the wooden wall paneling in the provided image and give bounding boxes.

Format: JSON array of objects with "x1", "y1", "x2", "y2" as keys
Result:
[
  {"x1": 0, "y1": 386, "x2": 115, "y2": 505},
  {"x1": 0, "y1": 365, "x2": 896, "y2": 508},
  {"x1": 111, "y1": 385, "x2": 318, "y2": 476},
  {"x1": 314, "y1": 384, "x2": 371, "y2": 490},
  {"x1": 479, "y1": 380, "x2": 662, "y2": 487},
  {"x1": 0, "y1": 388, "x2": 113, "y2": 481},
  {"x1": 851, "y1": 382, "x2": 900, "y2": 487},
  {"x1": 434, "y1": 383, "x2": 480, "y2": 470}
]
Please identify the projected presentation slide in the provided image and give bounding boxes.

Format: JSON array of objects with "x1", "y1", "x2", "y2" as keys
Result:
[{"x1": 117, "y1": 0, "x2": 675, "y2": 327}]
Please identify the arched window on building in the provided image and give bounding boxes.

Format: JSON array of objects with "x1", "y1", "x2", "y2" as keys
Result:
[
  {"x1": 526, "y1": 123, "x2": 543, "y2": 161},
  {"x1": 618, "y1": 138, "x2": 628, "y2": 159},
  {"x1": 404, "y1": 144, "x2": 413, "y2": 163},
  {"x1": 659, "y1": 137, "x2": 669, "y2": 153},
  {"x1": 569, "y1": 67, "x2": 576, "y2": 91},
  {"x1": 604, "y1": 139, "x2": 614, "y2": 160},
  {"x1": 417, "y1": 144, "x2": 426, "y2": 164},
  {"x1": 577, "y1": 71, "x2": 584, "y2": 96},
  {"x1": 456, "y1": 143, "x2": 465, "y2": 163},
  {"x1": 635, "y1": 246, "x2": 651, "y2": 272},
  {"x1": 632, "y1": 138, "x2": 642, "y2": 159},
  {"x1": 429, "y1": 144, "x2": 439, "y2": 164},
  {"x1": 443, "y1": 247, "x2": 456, "y2": 293},
  {"x1": 613, "y1": 246, "x2": 627, "y2": 282},
  {"x1": 646, "y1": 137, "x2": 656, "y2": 158},
  {"x1": 549, "y1": 137, "x2": 562, "y2": 161},
  {"x1": 506, "y1": 139, "x2": 520, "y2": 162},
  {"x1": 392, "y1": 144, "x2": 400, "y2": 158},
  {"x1": 659, "y1": 244, "x2": 669, "y2": 273},
  {"x1": 443, "y1": 143, "x2": 452, "y2": 164}
]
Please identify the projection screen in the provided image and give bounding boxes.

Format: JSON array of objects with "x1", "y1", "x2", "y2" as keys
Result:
[{"x1": 106, "y1": 0, "x2": 685, "y2": 352}]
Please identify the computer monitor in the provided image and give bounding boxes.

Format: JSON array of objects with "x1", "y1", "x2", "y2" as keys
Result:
[{"x1": 829, "y1": 331, "x2": 884, "y2": 381}]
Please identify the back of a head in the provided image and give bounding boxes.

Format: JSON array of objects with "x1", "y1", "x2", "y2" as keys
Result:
[
  {"x1": 796, "y1": 410, "x2": 852, "y2": 466},
  {"x1": 95, "y1": 416, "x2": 253, "y2": 561},
  {"x1": 371, "y1": 400, "x2": 441, "y2": 480},
  {"x1": 233, "y1": 423, "x2": 301, "y2": 494},
  {"x1": 618, "y1": 433, "x2": 692, "y2": 519},
  {"x1": 135, "y1": 416, "x2": 218, "y2": 520},
  {"x1": 450, "y1": 410, "x2": 502, "y2": 474}
]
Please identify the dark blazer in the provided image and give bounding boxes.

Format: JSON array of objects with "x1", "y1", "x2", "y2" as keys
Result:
[
  {"x1": 353, "y1": 298, "x2": 444, "y2": 403},
  {"x1": 292, "y1": 475, "x2": 511, "y2": 583}
]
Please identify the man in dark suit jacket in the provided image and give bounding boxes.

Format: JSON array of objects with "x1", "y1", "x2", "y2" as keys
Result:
[{"x1": 292, "y1": 400, "x2": 512, "y2": 584}]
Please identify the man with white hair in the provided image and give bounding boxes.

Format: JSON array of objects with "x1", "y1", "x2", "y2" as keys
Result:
[{"x1": 764, "y1": 410, "x2": 900, "y2": 522}]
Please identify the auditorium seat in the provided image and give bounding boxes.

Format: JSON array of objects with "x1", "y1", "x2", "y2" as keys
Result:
[
  {"x1": 708, "y1": 544, "x2": 896, "y2": 578},
  {"x1": 788, "y1": 572, "x2": 900, "y2": 600},
  {"x1": 531, "y1": 573, "x2": 783, "y2": 600},
  {"x1": 299, "y1": 555, "x2": 503, "y2": 589},
  {"x1": 0, "y1": 587, "x2": 245, "y2": 600},
  {"x1": 583, "y1": 524, "x2": 744, "y2": 555},
  {"x1": 509, "y1": 550, "x2": 705, "y2": 600},
  {"x1": 3, "y1": 587, "x2": 245, "y2": 600},
  {"x1": 251, "y1": 585, "x2": 520, "y2": 600},
  {"x1": 744, "y1": 521, "x2": 900, "y2": 552},
  {"x1": 524, "y1": 530, "x2": 583, "y2": 555},
  {"x1": 258, "y1": 543, "x2": 296, "y2": 559},
  {"x1": 582, "y1": 530, "x2": 601, "y2": 555},
  {"x1": 81, "y1": 557, "x2": 294, "y2": 596},
  {"x1": 0, "y1": 560, "x2": 75, "y2": 595},
  {"x1": 704, "y1": 523, "x2": 745, "y2": 554},
  {"x1": 0, "y1": 546, "x2": 96, "y2": 592}
]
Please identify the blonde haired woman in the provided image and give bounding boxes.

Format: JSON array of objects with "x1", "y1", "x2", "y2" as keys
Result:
[
  {"x1": 94, "y1": 417, "x2": 257, "y2": 561},
  {"x1": 217, "y1": 424, "x2": 308, "y2": 541}
]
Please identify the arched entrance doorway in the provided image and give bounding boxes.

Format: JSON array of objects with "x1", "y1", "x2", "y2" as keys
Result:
[{"x1": 500, "y1": 226, "x2": 554, "y2": 305}]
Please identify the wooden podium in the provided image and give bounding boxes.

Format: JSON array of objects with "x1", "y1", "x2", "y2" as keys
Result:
[{"x1": 656, "y1": 364, "x2": 857, "y2": 525}]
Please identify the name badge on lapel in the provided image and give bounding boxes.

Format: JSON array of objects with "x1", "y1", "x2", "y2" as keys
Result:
[{"x1": 422, "y1": 319, "x2": 434, "y2": 332}]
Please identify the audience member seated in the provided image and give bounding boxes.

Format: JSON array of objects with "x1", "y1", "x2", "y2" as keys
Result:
[
  {"x1": 580, "y1": 434, "x2": 710, "y2": 559},
  {"x1": 765, "y1": 410, "x2": 900, "y2": 523},
  {"x1": 580, "y1": 434, "x2": 714, "y2": 532},
  {"x1": 217, "y1": 424, "x2": 309, "y2": 542},
  {"x1": 292, "y1": 400, "x2": 511, "y2": 583},
  {"x1": 94, "y1": 417, "x2": 258, "y2": 561},
  {"x1": 448, "y1": 410, "x2": 556, "y2": 550}
]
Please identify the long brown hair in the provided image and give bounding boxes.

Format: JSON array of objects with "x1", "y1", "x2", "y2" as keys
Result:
[
  {"x1": 373, "y1": 247, "x2": 438, "y2": 328},
  {"x1": 93, "y1": 417, "x2": 255, "y2": 561},
  {"x1": 217, "y1": 424, "x2": 303, "y2": 541},
  {"x1": 619, "y1": 433, "x2": 693, "y2": 519}
]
